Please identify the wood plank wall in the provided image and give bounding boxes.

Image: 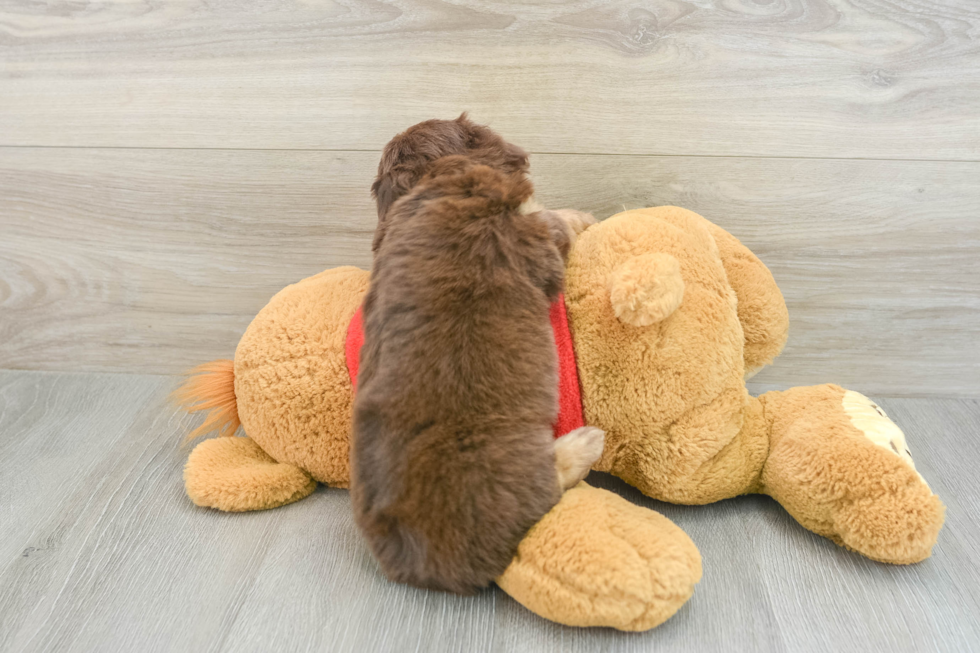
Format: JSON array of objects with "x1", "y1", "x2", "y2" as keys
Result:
[{"x1": 1, "y1": 1, "x2": 978, "y2": 396}]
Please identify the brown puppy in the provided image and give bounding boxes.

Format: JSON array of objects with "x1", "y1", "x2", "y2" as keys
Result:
[
  {"x1": 352, "y1": 148, "x2": 602, "y2": 594},
  {"x1": 370, "y1": 113, "x2": 532, "y2": 254}
]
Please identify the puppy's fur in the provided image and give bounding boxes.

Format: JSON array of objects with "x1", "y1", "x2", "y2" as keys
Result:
[
  {"x1": 370, "y1": 113, "x2": 530, "y2": 254},
  {"x1": 352, "y1": 125, "x2": 600, "y2": 593}
]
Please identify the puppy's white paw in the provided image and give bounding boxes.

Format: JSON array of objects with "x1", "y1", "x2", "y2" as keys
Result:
[{"x1": 554, "y1": 426, "x2": 605, "y2": 490}]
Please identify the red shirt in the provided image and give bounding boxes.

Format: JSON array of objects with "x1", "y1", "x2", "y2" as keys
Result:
[{"x1": 345, "y1": 296, "x2": 584, "y2": 439}]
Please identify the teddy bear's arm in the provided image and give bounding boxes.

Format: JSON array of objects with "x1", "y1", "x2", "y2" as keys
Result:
[
  {"x1": 704, "y1": 222, "x2": 789, "y2": 378},
  {"x1": 184, "y1": 436, "x2": 316, "y2": 511},
  {"x1": 497, "y1": 482, "x2": 701, "y2": 631}
]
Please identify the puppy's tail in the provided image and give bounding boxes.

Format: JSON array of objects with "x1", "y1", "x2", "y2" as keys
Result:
[{"x1": 172, "y1": 359, "x2": 240, "y2": 442}]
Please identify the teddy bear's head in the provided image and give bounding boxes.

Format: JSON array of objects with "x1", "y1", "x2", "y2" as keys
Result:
[{"x1": 563, "y1": 208, "x2": 748, "y2": 487}]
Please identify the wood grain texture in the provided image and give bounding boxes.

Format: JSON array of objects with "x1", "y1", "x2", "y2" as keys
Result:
[
  {"x1": 1, "y1": 370, "x2": 978, "y2": 652},
  {"x1": 1, "y1": 0, "x2": 978, "y2": 159},
  {"x1": 2, "y1": 147, "x2": 977, "y2": 395}
]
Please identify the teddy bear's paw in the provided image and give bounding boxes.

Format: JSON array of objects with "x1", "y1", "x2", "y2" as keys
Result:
[
  {"x1": 184, "y1": 436, "x2": 316, "y2": 512},
  {"x1": 761, "y1": 385, "x2": 944, "y2": 565},
  {"x1": 497, "y1": 483, "x2": 701, "y2": 631},
  {"x1": 834, "y1": 484, "x2": 945, "y2": 565},
  {"x1": 841, "y1": 391, "x2": 920, "y2": 480},
  {"x1": 833, "y1": 391, "x2": 944, "y2": 564}
]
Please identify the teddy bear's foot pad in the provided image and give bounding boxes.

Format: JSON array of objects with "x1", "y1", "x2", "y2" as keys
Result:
[
  {"x1": 835, "y1": 391, "x2": 943, "y2": 564},
  {"x1": 184, "y1": 436, "x2": 316, "y2": 512},
  {"x1": 760, "y1": 385, "x2": 944, "y2": 565},
  {"x1": 497, "y1": 482, "x2": 701, "y2": 631}
]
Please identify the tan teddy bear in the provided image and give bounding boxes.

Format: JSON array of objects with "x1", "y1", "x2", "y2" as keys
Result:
[{"x1": 177, "y1": 206, "x2": 944, "y2": 631}]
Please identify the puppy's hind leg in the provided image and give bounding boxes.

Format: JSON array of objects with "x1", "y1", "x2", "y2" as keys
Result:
[{"x1": 554, "y1": 427, "x2": 605, "y2": 491}]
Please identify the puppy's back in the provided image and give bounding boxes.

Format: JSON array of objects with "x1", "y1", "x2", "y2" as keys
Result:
[{"x1": 351, "y1": 161, "x2": 565, "y2": 594}]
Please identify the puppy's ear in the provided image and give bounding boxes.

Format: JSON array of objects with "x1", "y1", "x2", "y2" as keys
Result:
[
  {"x1": 504, "y1": 143, "x2": 530, "y2": 174},
  {"x1": 371, "y1": 168, "x2": 415, "y2": 252},
  {"x1": 524, "y1": 210, "x2": 568, "y2": 300},
  {"x1": 528, "y1": 241, "x2": 566, "y2": 301},
  {"x1": 371, "y1": 169, "x2": 411, "y2": 219}
]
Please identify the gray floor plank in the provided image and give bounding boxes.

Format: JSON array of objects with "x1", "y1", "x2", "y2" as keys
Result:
[
  {"x1": 0, "y1": 371, "x2": 290, "y2": 652},
  {"x1": 1, "y1": 371, "x2": 978, "y2": 652},
  {"x1": 217, "y1": 487, "x2": 500, "y2": 653},
  {"x1": 0, "y1": 372, "x2": 161, "y2": 564}
]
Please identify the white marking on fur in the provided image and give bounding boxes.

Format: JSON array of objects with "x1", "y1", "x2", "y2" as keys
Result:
[
  {"x1": 554, "y1": 426, "x2": 605, "y2": 490},
  {"x1": 519, "y1": 197, "x2": 545, "y2": 215}
]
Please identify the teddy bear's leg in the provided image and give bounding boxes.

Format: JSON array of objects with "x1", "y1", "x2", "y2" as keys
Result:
[
  {"x1": 757, "y1": 384, "x2": 944, "y2": 564},
  {"x1": 184, "y1": 436, "x2": 317, "y2": 512},
  {"x1": 497, "y1": 483, "x2": 702, "y2": 631}
]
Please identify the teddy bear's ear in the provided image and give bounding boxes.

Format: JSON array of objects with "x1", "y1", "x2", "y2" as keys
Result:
[{"x1": 608, "y1": 253, "x2": 685, "y2": 327}]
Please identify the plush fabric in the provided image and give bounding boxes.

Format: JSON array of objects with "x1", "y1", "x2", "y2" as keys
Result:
[
  {"x1": 184, "y1": 436, "x2": 315, "y2": 512},
  {"x1": 177, "y1": 206, "x2": 944, "y2": 632},
  {"x1": 565, "y1": 208, "x2": 942, "y2": 563},
  {"x1": 758, "y1": 384, "x2": 943, "y2": 565},
  {"x1": 234, "y1": 266, "x2": 369, "y2": 488},
  {"x1": 566, "y1": 207, "x2": 761, "y2": 503},
  {"x1": 497, "y1": 482, "x2": 701, "y2": 631}
]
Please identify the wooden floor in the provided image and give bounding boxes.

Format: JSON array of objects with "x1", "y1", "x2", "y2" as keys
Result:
[{"x1": 1, "y1": 369, "x2": 978, "y2": 652}]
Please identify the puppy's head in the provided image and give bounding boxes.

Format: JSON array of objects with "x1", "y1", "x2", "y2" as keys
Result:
[
  {"x1": 414, "y1": 155, "x2": 534, "y2": 220},
  {"x1": 371, "y1": 114, "x2": 529, "y2": 251}
]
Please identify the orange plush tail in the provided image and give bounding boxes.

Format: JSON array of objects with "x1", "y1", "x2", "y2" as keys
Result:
[{"x1": 173, "y1": 359, "x2": 241, "y2": 441}]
